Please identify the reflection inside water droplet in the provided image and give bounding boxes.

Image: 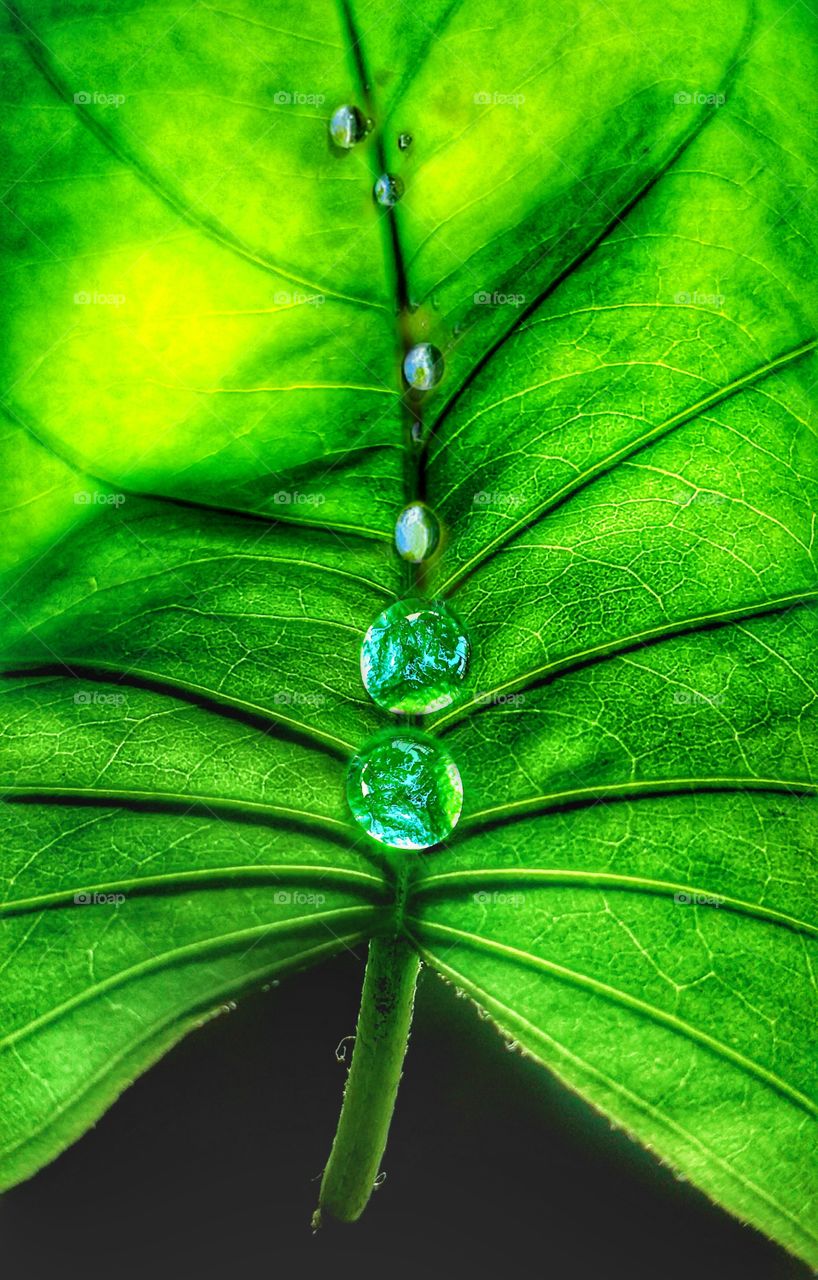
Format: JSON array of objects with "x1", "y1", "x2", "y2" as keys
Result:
[
  {"x1": 397, "y1": 132, "x2": 413, "y2": 150},
  {"x1": 329, "y1": 104, "x2": 369, "y2": 149},
  {"x1": 346, "y1": 729, "x2": 463, "y2": 849},
  {"x1": 374, "y1": 173, "x2": 405, "y2": 207},
  {"x1": 394, "y1": 502, "x2": 441, "y2": 563},
  {"x1": 403, "y1": 342, "x2": 444, "y2": 390},
  {"x1": 361, "y1": 596, "x2": 469, "y2": 714}
]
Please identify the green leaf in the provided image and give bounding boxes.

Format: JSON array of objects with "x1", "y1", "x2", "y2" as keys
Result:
[{"x1": 1, "y1": 0, "x2": 817, "y2": 1263}]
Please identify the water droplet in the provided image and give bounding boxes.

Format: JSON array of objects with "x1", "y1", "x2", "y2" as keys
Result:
[
  {"x1": 373, "y1": 172, "x2": 404, "y2": 207},
  {"x1": 403, "y1": 342, "x2": 444, "y2": 390},
  {"x1": 397, "y1": 132, "x2": 413, "y2": 150},
  {"x1": 346, "y1": 730, "x2": 463, "y2": 849},
  {"x1": 361, "y1": 596, "x2": 469, "y2": 714},
  {"x1": 329, "y1": 104, "x2": 369, "y2": 149},
  {"x1": 394, "y1": 502, "x2": 441, "y2": 563}
]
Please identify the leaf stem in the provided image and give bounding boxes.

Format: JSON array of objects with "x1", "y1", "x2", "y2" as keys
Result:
[{"x1": 315, "y1": 879, "x2": 419, "y2": 1224}]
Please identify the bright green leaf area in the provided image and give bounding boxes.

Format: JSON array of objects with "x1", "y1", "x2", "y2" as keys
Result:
[{"x1": 1, "y1": 0, "x2": 817, "y2": 1262}]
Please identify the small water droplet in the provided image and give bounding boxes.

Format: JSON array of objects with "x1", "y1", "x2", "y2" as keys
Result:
[
  {"x1": 410, "y1": 421, "x2": 422, "y2": 443},
  {"x1": 373, "y1": 1171, "x2": 387, "y2": 1187},
  {"x1": 329, "y1": 104, "x2": 369, "y2": 149},
  {"x1": 394, "y1": 502, "x2": 441, "y2": 563},
  {"x1": 374, "y1": 172, "x2": 404, "y2": 207},
  {"x1": 397, "y1": 132, "x2": 413, "y2": 150},
  {"x1": 346, "y1": 729, "x2": 463, "y2": 849},
  {"x1": 403, "y1": 342, "x2": 444, "y2": 390},
  {"x1": 361, "y1": 596, "x2": 469, "y2": 714}
]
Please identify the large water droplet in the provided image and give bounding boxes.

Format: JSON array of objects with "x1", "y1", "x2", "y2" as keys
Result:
[
  {"x1": 361, "y1": 596, "x2": 469, "y2": 714},
  {"x1": 397, "y1": 132, "x2": 413, "y2": 150},
  {"x1": 394, "y1": 502, "x2": 441, "y2": 563},
  {"x1": 346, "y1": 730, "x2": 463, "y2": 849},
  {"x1": 403, "y1": 343, "x2": 444, "y2": 391},
  {"x1": 329, "y1": 104, "x2": 369, "y2": 149},
  {"x1": 374, "y1": 173, "x2": 404, "y2": 207}
]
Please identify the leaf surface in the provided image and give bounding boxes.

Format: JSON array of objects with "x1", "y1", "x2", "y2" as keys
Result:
[{"x1": 1, "y1": 0, "x2": 816, "y2": 1260}]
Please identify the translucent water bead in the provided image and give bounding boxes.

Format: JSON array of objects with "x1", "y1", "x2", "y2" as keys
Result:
[
  {"x1": 346, "y1": 730, "x2": 463, "y2": 849},
  {"x1": 374, "y1": 173, "x2": 404, "y2": 207},
  {"x1": 394, "y1": 502, "x2": 441, "y2": 563},
  {"x1": 361, "y1": 596, "x2": 469, "y2": 715},
  {"x1": 329, "y1": 104, "x2": 369, "y2": 149},
  {"x1": 403, "y1": 343, "x2": 444, "y2": 391}
]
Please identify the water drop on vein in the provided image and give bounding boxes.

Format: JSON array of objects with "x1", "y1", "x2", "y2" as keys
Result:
[
  {"x1": 329, "y1": 104, "x2": 369, "y2": 149},
  {"x1": 394, "y1": 502, "x2": 441, "y2": 563},
  {"x1": 374, "y1": 173, "x2": 404, "y2": 207},
  {"x1": 346, "y1": 730, "x2": 463, "y2": 849},
  {"x1": 403, "y1": 342, "x2": 444, "y2": 390},
  {"x1": 361, "y1": 596, "x2": 469, "y2": 714}
]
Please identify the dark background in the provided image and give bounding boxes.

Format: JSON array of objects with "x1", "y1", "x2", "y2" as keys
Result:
[{"x1": 1, "y1": 951, "x2": 812, "y2": 1280}]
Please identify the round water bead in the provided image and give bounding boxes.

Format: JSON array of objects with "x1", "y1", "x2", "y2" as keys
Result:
[
  {"x1": 374, "y1": 173, "x2": 404, "y2": 207},
  {"x1": 397, "y1": 132, "x2": 413, "y2": 150},
  {"x1": 361, "y1": 596, "x2": 469, "y2": 714},
  {"x1": 329, "y1": 104, "x2": 369, "y2": 149},
  {"x1": 394, "y1": 502, "x2": 441, "y2": 563},
  {"x1": 346, "y1": 730, "x2": 463, "y2": 849},
  {"x1": 403, "y1": 343, "x2": 444, "y2": 391}
]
